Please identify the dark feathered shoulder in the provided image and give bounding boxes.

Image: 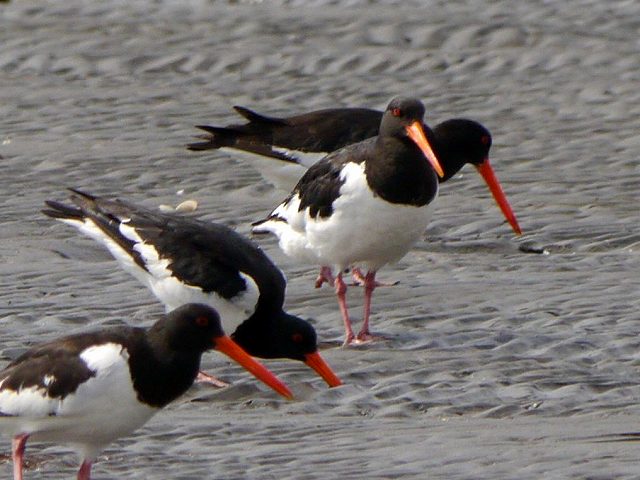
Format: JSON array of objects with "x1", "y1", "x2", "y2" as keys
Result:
[
  {"x1": 291, "y1": 139, "x2": 374, "y2": 219},
  {"x1": 0, "y1": 328, "x2": 139, "y2": 402}
]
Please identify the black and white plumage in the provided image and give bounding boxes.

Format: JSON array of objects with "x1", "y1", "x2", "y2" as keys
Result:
[
  {"x1": 0, "y1": 304, "x2": 291, "y2": 480},
  {"x1": 251, "y1": 97, "x2": 445, "y2": 345},
  {"x1": 188, "y1": 106, "x2": 381, "y2": 188},
  {"x1": 42, "y1": 190, "x2": 342, "y2": 388},
  {"x1": 188, "y1": 106, "x2": 521, "y2": 235}
]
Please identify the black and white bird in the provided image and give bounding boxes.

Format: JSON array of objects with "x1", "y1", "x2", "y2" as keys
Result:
[
  {"x1": 188, "y1": 104, "x2": 520, "y2": 235},
  {"x1": 42, "y1": 190, "x2": 342, "y2": 387},
  {"x1": 0, "y1": 303, "x2": 291, "y2": 480},
  {"x1": 251, "y1": 97, "x2": 445, "y2": 345}
]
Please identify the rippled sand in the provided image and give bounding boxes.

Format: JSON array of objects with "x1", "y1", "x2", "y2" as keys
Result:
[{"x1": 1, "y1": 0, "x2": 640, "y2": 478}]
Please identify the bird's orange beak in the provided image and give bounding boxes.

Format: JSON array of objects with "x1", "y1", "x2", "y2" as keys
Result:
[
  {"x1": 213, "y1": 335, "x2": 294, "y2": 399},
  {"x1": 406, "y1": 121, "x2": 445, "y2": 178},
  {"x1": 475, "y1": 158, "x2": 522, "y2": 235},
  {"x1": 303, "y1": 351, "x2": 343, "y2": 387}
]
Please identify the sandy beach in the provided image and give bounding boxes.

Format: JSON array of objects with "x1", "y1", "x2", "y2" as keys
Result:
[{"x1": 1, "y1": 0, "x2": 640, "y2": 478}]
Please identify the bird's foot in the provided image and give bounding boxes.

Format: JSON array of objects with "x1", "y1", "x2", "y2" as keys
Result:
[
  {"x1": 356, "y1": 332, "x2": 377, "y2": 343},
  {"x1": 349, "y1": 268, "x2": 398, "y2": 287},
  {"x1": 195, "y1": 371, "x2": 229, "y2": 388},
  {"x1": 356, "y1": 330, "x2": 388, "y2": 344},
  {"x1": 342, "y1": 332, "x2": 384, "y2": 346},
  {"x1": 342, "y1": 333, "x2": 358, "y2": 347}
]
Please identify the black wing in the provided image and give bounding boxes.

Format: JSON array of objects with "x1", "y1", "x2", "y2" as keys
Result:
[
  {"x1": 292, "y1": 138, "x2": 375, "y2": 219},
  {"x1": 0, "y1": 328, "x2": 136, "y2": 403},
  {"x1": 188, "y1": 106, "x2": 382, "y2": 157},
  {"x1": 44, "y1": 190, "x2": 286, "y2": 305}
]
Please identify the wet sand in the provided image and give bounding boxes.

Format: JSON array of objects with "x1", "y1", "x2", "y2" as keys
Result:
[{"x1": 1, "y1": 0, "x2": 640, "y2": 478}]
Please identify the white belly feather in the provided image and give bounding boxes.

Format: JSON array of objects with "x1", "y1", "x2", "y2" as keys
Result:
[
  {"x1": 0, "y1": 343, "x2": 157, "y2": 460},
  {"x1": 264, "y1": 162, "x2": 437, "y2": 272}
]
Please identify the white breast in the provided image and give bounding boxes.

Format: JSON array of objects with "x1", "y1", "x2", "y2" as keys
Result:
[{"x1": 261, "y1": 162, "x2": 438, "y2": 272}]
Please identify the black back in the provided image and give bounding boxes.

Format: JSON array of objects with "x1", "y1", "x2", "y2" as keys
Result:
[
  {"x1": 43, "y1": 190, "x2": 287, "y2": 311},
  {"x1": 256, "y1": 97, "x2": 439, "y2": 223},
  {"x1": 188, "y1": 106, "x2": 382, "y2": 157}
]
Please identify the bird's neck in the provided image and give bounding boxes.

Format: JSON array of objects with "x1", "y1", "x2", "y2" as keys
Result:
[
  {"x1": 366, "y1": 136, "x2": 438, "y2": 206},
  {"x1": 232, "y1": 310, "x2": 282, "y2": 359},
  {"x1": 129, "y1": 332, "x2": 202, "y2": 407},
  {"x1": 432, "y1": 140, "x2": 468, "y2": 183}
]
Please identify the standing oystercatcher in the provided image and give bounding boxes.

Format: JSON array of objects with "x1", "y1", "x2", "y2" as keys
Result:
[
  {"x1": 188, "y1": 106, "x2": 521, "y2": 235},
  {"x1": 0, "y1": 303, "x2": 291, "y2": 480},
  {"x1": 252, "y1": 97, "x2": 445, "y2": 345},
  {"x1": 42, "y1": 190, "x2": 341, "y2": 387}
]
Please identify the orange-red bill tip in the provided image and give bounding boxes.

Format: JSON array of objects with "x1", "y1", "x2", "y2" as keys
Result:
[
  {"x1": 476, "y1": 159, "x2": 522, "y2": 235},
  {"x1": 405, "y1": 121, "x2": 445, "y2": 178},
  {"x1": 304, "y1": 351, "x2": 343, "y2": 388},
  {"x1": 214, "y1": 335, "x2": 294, "y2": 400}
]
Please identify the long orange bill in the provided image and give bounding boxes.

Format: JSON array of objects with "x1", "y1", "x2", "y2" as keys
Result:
[
  {"x1": 214, "y1": 335, "x2": 294, "y2": 400},
  {"x1": 405, "y1": 121, "x2": 445, "y2": 178},
  {"x1": 303, "y1": 351, "x2": 343, "y2": 387},
  {"x1": 475, "y1": 158, "x2": 522, "y2": 235}
]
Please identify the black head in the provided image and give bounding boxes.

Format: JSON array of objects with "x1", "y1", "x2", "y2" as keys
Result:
[
  {"x1": 147, "y1": 303, "x2": 294, "y2": 400},
  {"x1": 379, "y1": 97, "x2": 426, "y2": 138},
  {"x1": 273, "y1": 313, "x2": 319, "y2": 361},
  {"x1": 233, "y1": 312, "x2": 342, "y2": 387},
  {"x1": 433, "y1": 119, "x2": 521, "y2": 234},
  {"x1": 233, "y1": 312, "x2": 318, "y2": 361},
  {"x1": 377, "y1": 96, "x2": 444, "y2": 179},
  {"x1": 157, "y1": 303, "x2": 225, "y2": 353},
  {"x1": 132, "y1": 304, "x2": 226, "y2": 407},
  {"x1": 433, "y1": 119, "x2": 493, "y2": 181}
]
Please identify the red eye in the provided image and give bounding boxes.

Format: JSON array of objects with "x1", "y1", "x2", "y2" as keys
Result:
[
  {"x1": 391, "y1": 108, "x2": 402, "y2": 117},
  {"x1": 292, "y1": 333, "x2": 303, "y2": 343},
  {"x1": 195, "y1": 316, "x2": 209, "y2": 327},
  {"x1": 481, "y1": 135, "x2": 490, "y2": 145}
]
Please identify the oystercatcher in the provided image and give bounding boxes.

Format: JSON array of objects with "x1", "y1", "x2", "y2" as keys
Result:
[
  {"x1": 188, "y1": 105, "x2": 520, "y2": 235},
  {"x1": 251, "y1": 97, "x2": 445, "y2": 345},
  {"x1": 42, "y1": 190, "x2": 341, "y2": 387},
  {"x1": 0, "y1": 303, "x2": 291, "y2": 480}
]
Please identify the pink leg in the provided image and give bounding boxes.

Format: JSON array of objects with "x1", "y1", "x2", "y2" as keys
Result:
[
  {"x1": 315, "y1": 266, "x2": 335, "y2": 288},
  {"x1": 335, "y1": 273, "x2": 356, "y2": 345},
  {"x1": 77, "y1": 459, "x2": 92, "y2": 480},
  {"x1": 195, "y1": 370, "x2": 229, "y2": 388},
  {"x1": 357, "y1": 270, "x2": 380, "y2": 342},
  {"x1": 12, "y1": 433, "x2": 28, "y2": 480}
]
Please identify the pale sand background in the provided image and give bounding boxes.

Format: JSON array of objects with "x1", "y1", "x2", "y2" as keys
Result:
[{"x1": 2, "y1": 0, "x2": 640, "y2": 478}]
